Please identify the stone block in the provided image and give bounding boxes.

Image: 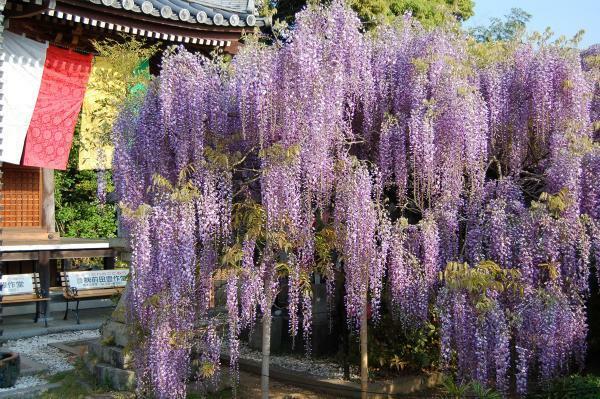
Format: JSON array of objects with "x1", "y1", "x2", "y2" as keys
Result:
[
  {"x1": 100, "y1": 320, "x2": 130, "y2": 348},
  {"x1": 187, "y1": 368, "x2": 232, "y2": 395},
  {"x1": 88, "y1": 341, "x2": 133, "y2": 370},
  {"x1": 93, "y1": 362, "x2": 136, "y2": 391},
  {"x1": 248, "y1": 313, "x2": 283, "y2": 352}
]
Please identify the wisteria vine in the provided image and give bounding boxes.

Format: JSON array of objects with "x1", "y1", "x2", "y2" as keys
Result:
[{"x1": 111, "y1": 1, "x2": 600, "y2": 397}]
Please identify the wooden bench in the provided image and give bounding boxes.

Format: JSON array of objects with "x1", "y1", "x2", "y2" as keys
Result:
[
  {"x1": 60, "y1": 269, "x2": 128, "y2": 324},
  {"x1": 1, "y1": 273, "x2": 50, "y2": 327}
]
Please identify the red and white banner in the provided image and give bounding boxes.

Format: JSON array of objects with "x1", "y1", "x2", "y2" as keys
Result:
[
  {"x1": 0, "y1": 32, "x2": 93, "y2": 169},
  {"x1": 22, "y1": 46, "x2": 93, "y2": 169}
]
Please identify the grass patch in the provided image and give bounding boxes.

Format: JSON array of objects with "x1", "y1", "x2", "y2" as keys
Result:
[{"x1": 41, "y1": 371, "x2": 92, "y2": 398}]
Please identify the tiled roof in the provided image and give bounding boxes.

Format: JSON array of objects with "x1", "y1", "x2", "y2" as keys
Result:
[{"x1": 83, "y1": 0, "x2": 266, "y2": 27}]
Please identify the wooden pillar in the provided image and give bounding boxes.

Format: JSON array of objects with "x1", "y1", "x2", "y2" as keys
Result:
[
  {"x1": 41, "y1": 168, "x2": 56, "y2": 237},
  {"x1": 38, "y1": 251, "x2": 50, "y2": 298}
]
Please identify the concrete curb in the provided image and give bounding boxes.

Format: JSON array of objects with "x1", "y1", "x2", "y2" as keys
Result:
[{"x1": 2, "y1": 322, "x2": 102, "y2": 341}]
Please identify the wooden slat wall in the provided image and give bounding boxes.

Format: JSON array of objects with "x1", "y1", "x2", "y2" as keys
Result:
[{"x1": 0, "y1": 164, "x2": 42, "y2": 228}]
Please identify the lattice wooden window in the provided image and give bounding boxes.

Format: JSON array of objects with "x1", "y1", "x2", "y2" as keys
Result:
[{"x1": 0, "y1": 164, "x2": 42, "y2": 228}]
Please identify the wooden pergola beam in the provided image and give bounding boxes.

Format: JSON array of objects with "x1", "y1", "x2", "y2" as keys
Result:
[{"x1": 0, "y1": 248, "x2": 121, "y2": 261}]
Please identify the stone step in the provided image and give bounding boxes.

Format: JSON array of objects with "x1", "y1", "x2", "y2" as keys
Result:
[
  {"x1": 88, "y1": 340, "x2": 132, "y2": 370},
  {"x1": 84, "y1": 354, "x2": 136, "y2": 392},
  {"x1": 84, "y1": 348, "x2": 232, "y2": 394}
]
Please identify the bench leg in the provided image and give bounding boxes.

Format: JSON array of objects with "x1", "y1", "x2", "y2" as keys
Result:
[
  {"x1": 75, "y1": 300, "x2": 81, "y2": 325},
  {"x1": 43, "y1": 301, "x2": 48, "y2": 328},
  {"x1": 34, "y1": 302, "x2": 39, "y2": 323},
  {"x1": 64, "y1": 301, "x2": 69, "y2": 321}
]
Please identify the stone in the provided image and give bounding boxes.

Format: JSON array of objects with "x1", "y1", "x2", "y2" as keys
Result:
[
  {"x1": 97, "y1": 287, "x2": 129, "y2": 349},
  {"x1": 310, "y1": 283, "x2": 336, "y2": 356},
  {"x1": 213, "y1": 279, "x2": 228, "y2": 308},
  {"x1": 85, "y1": 354, "x2": 136, "y2": 392},
  {"x1": 88, "y1": 340, "x2": 133, "y2": 370},
  {"x1": 100, "y1": 320, "x2": 130, "y2": 349},
  {"x1": 187, "y1": 368, "x2": 232, "y2": 395},
  {"x1": 84, "y1": 290, "x2": 137, "y2": 391},
  {"x1": 110, "y1": 288, "x2": 128, "y2": 324},
  {"x1": 248, "y1": 313, "x2": 283, "y2": 353},
  {"x1": 84, "y1": 284, "x2": 229, "y2": 396}
]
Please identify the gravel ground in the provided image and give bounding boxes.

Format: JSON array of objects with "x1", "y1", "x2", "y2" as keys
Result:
[
  {"x1": 0, "y1": 329, "x2": 100, "y2": 393},
  {"x1": 0, "y1": 330, "x2": 351, "y2": 396}
]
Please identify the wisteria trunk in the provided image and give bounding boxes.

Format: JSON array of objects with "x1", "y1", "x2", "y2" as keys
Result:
[
  {"x1": 261, "y1": 291, "x2": 272, "y2": 399},
  {"x1": 360, "y1": 291, "x2": 368, "y2": 399}
]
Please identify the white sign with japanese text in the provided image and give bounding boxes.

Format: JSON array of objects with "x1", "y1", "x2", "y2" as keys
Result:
[
  {"x1": 1, "y1": 274, "x2": 35, "y2": 295},
  {"x1": 67, "y1": 269, "x2": 129, "y2": 290}
]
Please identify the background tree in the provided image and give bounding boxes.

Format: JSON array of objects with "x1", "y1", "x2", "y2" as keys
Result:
[
  {"x1": 55, "y1": 126, "x2": 118, "y2": 239},
  {"x1": 274, "y1": 0, "x2": 474, "y2": 28},
  {"x1": 470, "y1": 7, "x2": 531, "y2": 42},
  {"x1": 55, "y1": 38, "x2": 156, "y2": 240}
]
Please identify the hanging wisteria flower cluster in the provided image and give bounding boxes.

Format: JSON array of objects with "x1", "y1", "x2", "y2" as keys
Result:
[
  {"x1": 334, "y1": 160, "x2": 388, "y2": 326},
  {"x1": 111, "y1": 0, "x2": 600, "y2": 397},
  {"x1": 113, "y1": 51, "x2": 232, "y2": 398}
]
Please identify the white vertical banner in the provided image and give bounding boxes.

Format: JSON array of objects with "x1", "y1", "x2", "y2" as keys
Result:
[{"x1": 0, "y1": 32, "x2": 48, "y2": 164}]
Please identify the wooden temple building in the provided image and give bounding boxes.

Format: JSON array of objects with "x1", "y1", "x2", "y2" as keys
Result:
[
  {"x1": 0, "y1": 0, "x2": 269, "y2": 321},
  {"x1": 3, "y1": 0, "x2": 269, "y2": 54}
]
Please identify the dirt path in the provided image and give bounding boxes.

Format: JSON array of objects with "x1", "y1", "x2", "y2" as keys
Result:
[
  {"x1": 84, "y1": 371, "x2": 339, "y2": 399},
  {"x1": 237, "y1": 371, "x2": 339, "y2": 399}
]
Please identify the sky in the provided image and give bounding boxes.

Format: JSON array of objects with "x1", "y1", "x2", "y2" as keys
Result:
[{"x1": 464, "y1": 0, "x2": 600, "y2": 49}]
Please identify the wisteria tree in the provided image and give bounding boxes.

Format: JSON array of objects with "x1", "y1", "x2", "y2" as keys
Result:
[{"x1": 111, "y1": 1, "x2": 600, "y2": 398}]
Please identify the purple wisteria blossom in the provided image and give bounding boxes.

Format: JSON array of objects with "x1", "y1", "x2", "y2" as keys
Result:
[{"x1": 111, "y1": 1, "x2": 600, "y2": 397}]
